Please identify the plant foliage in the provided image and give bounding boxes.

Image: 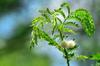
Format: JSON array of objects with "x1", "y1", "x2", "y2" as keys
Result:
[{"x1": 31, "y1": 2, "x2": 95, "y2": 66}]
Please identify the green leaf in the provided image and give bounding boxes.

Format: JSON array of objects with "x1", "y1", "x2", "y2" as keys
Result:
[
  {"x1": 55, "y1": 8, "x2": 66, "y2": 18},
  {"x1": 56, "y1": 17, "x2": 62, "y2": 23},
  {"x1": 32, "y1": 17, "x2": 44, "y2": 26},
  {"x1": 89, "y1": 53, "x2": 100, "y2": 61},
  {"x1": 63, "y1": 28, "x2": 75, "y2": 34},
  {"x1": 41, "y1": 14, "x2": 51, "y2": 22},
  {"x1": 69, "y1": 9, "x2": 95, "y2": 36},
  {"x1": 61, "y1": 2, "x2": 70, "y2": 9},
  {"x1": 31, "y1": 31, "x2": 38, "y2": 47},
  {"x1": 47, "y1": 8, "x2": 52, "y2": 14},
  {"x1": 77, "y1": 54, "x2": 100, "y2": 61},
  {"x1": 64, "y1": 22, "x2": 80, "y2": 28},
  {"x1": 31, "y1": 32, "x2": 35, "y2": 47},
  {"x1": 77, "y1": 55, "x2": 88, "y2": 60},
  {"x1": 52, "y1": 18, "x2": 57, "y2": 35},
  {"x1": 39, "y1": 9, "x2": 52, "y2": 23},
  {"x1": 58, "y1": 29, "x2": 63, "y2": 40},
  {"x1": 61, "y1": 2, "x2": 70, "y2": 15}
]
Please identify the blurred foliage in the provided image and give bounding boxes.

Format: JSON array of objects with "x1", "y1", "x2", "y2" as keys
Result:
[
  {"x1": 0, "y1": 49, "x2": 51, "y2": 66},
  {"x1": 0, "y1": 23, "x2": 51, "y2": 66},
  {"x1": 0, "y1": 24, "x2": 31, "y2": 54},
  {"x1": 77, "y1": 53, "x2": 100, "y2": 66},
  {"x1": 0, "y1": 0, "x2": 21, "y2": 14},
  {"x1": 77, "y1": 53, "x2": 100, "y2": 61},
  {"x1": 90, "y1": 53, "x2": 100, "y2": 61},
  {"x1": 0, "y1": 0, "x2": 52, "y2": 66}
]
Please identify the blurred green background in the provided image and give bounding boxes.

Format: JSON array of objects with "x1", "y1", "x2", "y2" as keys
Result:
[{"x1": 0, "y1": 0, "x2": 100, "y2": 66}]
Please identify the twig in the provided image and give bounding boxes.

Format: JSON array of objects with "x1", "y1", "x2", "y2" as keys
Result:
[{"x1": 64, "y1": 49, "x2": 70, "y2": 66}]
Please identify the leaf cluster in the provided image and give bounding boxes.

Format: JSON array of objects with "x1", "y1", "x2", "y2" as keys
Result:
[{"x1": 31, "y1": 2, "x2": 95, "y2": 62}]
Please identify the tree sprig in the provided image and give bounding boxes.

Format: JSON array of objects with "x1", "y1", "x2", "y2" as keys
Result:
[{"x1": 31, "y1": 2, "x2": 95, "y2": 66}]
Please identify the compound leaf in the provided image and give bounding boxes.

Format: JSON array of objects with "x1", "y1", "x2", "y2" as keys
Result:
[{"x1": 69, "y1": 9, "x2": 95, "y2": 36}]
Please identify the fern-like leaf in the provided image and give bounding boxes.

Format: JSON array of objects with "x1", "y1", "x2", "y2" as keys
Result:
[
  {"x1": 32, "y1": 26, "x2": 64, "y2": 52},
  {"x1": 69, "y1": 9, "x2": 95, "y2": 36}
]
